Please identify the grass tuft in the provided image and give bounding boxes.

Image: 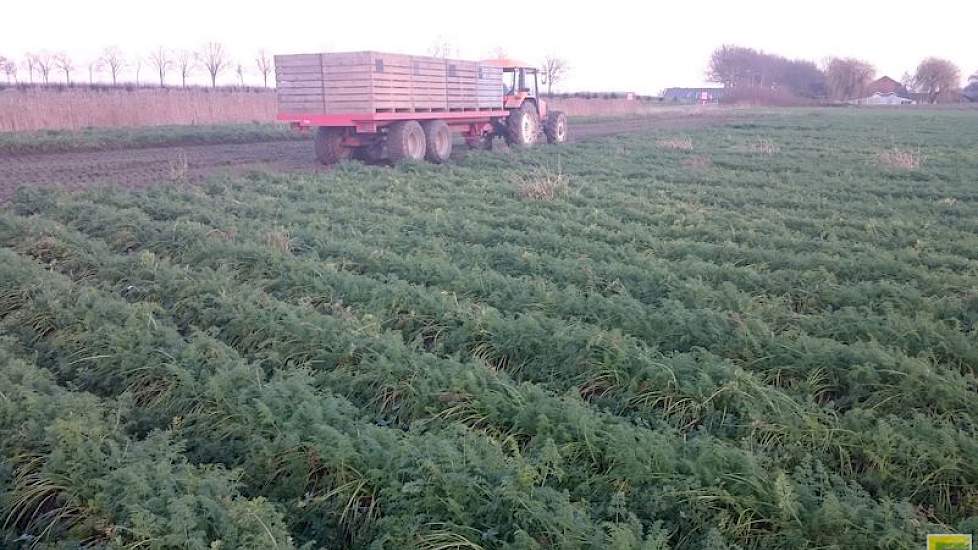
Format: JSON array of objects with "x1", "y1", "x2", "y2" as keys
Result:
[
  {"x1": 515, "y1": 162, "x2": 569, "y2": 201},
  {"x1": 657, "y1": 136, "x2": 694, "y2": 151},
  {"x1": 747, "y1": 137, "x2": 780, "y2": 155},
  {"x1": 878, "y1": 147, "x2": 924, "y2": 171},
  {"x1": 263, "y1": 228, "x2": 292, "y2": 254},
  {"x1": 682, "y1": 155, "x2": 713, "y2": 171}
]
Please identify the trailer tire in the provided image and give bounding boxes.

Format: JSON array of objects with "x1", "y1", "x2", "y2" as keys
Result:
[
  {"x1": 544, "y1": 111, "x2": 568, "y2": 144},
  {"x1": 422, "y1": 120, "x2": 453, "y2": 163},
  {"x1": 506, "y1": 102, "x2": 541, "y2": 148},
  {"x1": 314, "y1": 127, "x2": 352, "y2": 165},
  {"x1": 387, "y1": 121, "x2": 426, "y2": 163}
]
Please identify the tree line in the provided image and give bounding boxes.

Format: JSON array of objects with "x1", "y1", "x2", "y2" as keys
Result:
[
  {"x1": 2, "y1": 41, "x2": 572, "y2": 96},
  {"x1": 0, "y1": 43, "x2": 274, "y2": 88},
  {"x1": 708, "y1": 45, "x2": 977, "y2": 103}
]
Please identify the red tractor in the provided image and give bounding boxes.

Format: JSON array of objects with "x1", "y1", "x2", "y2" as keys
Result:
[
  {"x1": 486, "y1": 57, "x2": 568, "y2": 150},
  {"x1": 274, "y1": 52, "x2": 568, "y2": 164}
]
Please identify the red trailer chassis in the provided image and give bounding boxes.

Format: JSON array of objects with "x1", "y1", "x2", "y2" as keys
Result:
[{"x1": 277, "y1": 110, "x2": 511, "y2": 148}]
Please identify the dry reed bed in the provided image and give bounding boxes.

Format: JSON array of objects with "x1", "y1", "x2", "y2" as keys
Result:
[
  {"x1": 0, "y1": 87, "x2": 672, "y2": 132},
  {"x1": 0, "y1": 88, "x2": 276, "y2": 132}
]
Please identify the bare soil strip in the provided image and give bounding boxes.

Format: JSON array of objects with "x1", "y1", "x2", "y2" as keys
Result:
[{"x1": 0, "y1": 111, "x2": 734, "y2": 202}]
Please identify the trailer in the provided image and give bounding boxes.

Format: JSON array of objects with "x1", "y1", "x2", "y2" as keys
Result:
[{"x1": 274, "y1": 51, "x2": 568, "y2": 164}]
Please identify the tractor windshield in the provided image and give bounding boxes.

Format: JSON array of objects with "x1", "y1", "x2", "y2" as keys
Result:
[{"x1": 503, "y1": 69, "x2": 517, "y2": 95}]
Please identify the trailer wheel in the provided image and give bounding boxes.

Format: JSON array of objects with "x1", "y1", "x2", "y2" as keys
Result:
[
  {"x1": 506, "y1": 102, "x2": 541, "y2": 148},
  {"x1": 544, "y1": 111, "x2": 568, "y2": 144},
  {"x1": 387, "y1": 121, "x2": 426, "y2": 163},
  {"x1": 314, "y1": 127, "x2": 352, "y2": 165},
  {"x1": 422, "y1": 120, "x2": 453, "y2": 163}
]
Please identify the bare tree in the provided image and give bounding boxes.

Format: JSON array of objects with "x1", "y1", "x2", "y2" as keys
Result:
[
  {"x1": 235, "y1": 63, "x2": 246, "y2": 86},
  {"x1": 1, "y1": 58, "x2": 16, "y2": 83},
  {"x1": 23, "y1": 55, "x2": 36, "y2": 84},
  {"x1": 53, "y1": 53, "x2": 74, "y2": 85},
  {"x1": 176, "y1": 50, "x2": 195, "y2": 87},
  {"x1": 708, "y1": 45, "x2": 761, "y2": 88},
  {"x1": 87, "y1": 59, "x2": 104, "y2": 85},
  {"x1": 30, "y1": 52, "x2": 53, "y2": 84},
  {"x1": 134, "y1": 57, "x2": 143, "y2": 85},
  {"x1": 101, "y1": 46, "x2": 126, "y2": 85},
  {"x1": 256, "y1": 49, "x2": 272, "y2": 88},
  {"x1": 428, "y1": 36, "x2": 456, "y2": 59},
  {"x1": 149, "y1": 46, "x2": 172, "y2": 87},
  {"x1": 541, "y1": 56, "x2": 568, "y2": 95},
  {"x1": 900, "y1": 71, "x2": 915, "y2": 92},
  {"x1": 824, "y1": 57, "x2": 875, "y2": 100},
  {"x1": 706, "y1": 45, "x2": 826, "y2": 98},
  {"x1": 912, "y1": 57, "x2": 960, "y2": 104},
  {"x1": 197, "y1": 42, "x2": 229, "y2": 87}
]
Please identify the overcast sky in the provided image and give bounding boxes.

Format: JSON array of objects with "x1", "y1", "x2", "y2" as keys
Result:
[{"x1": 4, "y1": 0, "x2": 976, "y2": 93}]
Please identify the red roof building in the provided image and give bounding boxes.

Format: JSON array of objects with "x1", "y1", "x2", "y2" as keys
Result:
[{"x1": 865, "y1": 76, "x2": 911, "y2": 98}]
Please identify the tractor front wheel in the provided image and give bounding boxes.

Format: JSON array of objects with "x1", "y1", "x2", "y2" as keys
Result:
[
  {"x1": 544, "y1": 111, "x2": 568, "y2": 144},
  {"x1": 506, "y1": 102, "x2": 541, "y2": 148},
  {"x1": 387, "y1": 121, "x2": 427, "y2": 163},
  {"x1": 314, "y1": 127, "x2": 352, "y2": 165}
]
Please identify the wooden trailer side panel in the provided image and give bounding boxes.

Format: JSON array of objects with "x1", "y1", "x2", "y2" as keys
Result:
[
  {"x1": 274, "y1": 54, "x2": 327, "y2": 113},
  {"x1": 445, "y1": 60, "x2": 478, "y2": 110},
  {"x1": 476, "y1": 65, "x2": 504, "y2": 109},
  {"x1": 322, "y1": 52, "x2": 375, "y2": 113},
  {"x1": 369, "y1": 52, "x2": 449, "y2": 112},
  {"x1": 276, "y1": 52, "x2": 503, "y2": 115}
]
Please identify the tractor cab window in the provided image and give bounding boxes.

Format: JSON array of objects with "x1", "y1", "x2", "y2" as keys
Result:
[
  {"x1": 503, "y1": 68, "x2": 538, "y2": 97},
  {"x1": 503, "y1": 69, "x2": 517, "y2": 95}
]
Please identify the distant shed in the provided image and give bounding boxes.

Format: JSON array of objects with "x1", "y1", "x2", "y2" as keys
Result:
[{"x1": 662, "y1": 87, "x2": 725, "y2": 104}]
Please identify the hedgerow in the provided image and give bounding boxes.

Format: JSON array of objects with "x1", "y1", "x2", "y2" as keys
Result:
[{"x1": 3, "y1": 108, "x2": 978, "y2": 547}]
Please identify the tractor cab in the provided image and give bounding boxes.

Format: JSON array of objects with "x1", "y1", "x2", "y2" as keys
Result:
[{"x1": 482, "y1": 58, "x2": 547, "y2": 117}]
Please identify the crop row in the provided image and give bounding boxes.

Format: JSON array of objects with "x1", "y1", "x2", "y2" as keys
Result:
[
  {"x1": 0, "y1": 337, "x2": 294, "y2": 548},
  {"x1": 46, "y1": 170, "x2": 978, "y2": 373},
  {"x1": 0, "y1": 217, "x2": 933, "y2": 548},
  {"x1": 3, "y1": 196, "x2": 974, "y2": 534}
]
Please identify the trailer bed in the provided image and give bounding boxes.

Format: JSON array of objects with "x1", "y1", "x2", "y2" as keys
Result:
[{"x1": 275, "y1": 51, "x2": 504, "y2": 116}]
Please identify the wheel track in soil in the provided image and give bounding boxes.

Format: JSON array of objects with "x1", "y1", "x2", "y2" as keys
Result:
[{"x1": 0, "y1": 113, "x2": 733, "y2": 202}]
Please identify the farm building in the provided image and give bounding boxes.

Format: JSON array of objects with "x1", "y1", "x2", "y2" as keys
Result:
[
  {"x1": 850, "y1": 92, "x2": 914, "y2": 105},
  {"x1": 662, "y1": 87, "x2": 725, "y2": 104},
  {"x1": 865, "y1": 76, "x2": 911, "y2": 98},
  {"x1": 849, "y1": 76, "x2": 913, "y2": 105}
]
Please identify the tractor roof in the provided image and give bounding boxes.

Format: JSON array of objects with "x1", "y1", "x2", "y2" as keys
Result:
[{"x1": 481, "y1": 58, "x2": 535, "y2": 70}]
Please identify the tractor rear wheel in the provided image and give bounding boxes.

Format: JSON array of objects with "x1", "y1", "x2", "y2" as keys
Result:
[
  {"x1": 387, "y1": 121, "x2": 427, "y2": 163},
  {"x1": 422, "y1": 120, "x2": 453, "y2": 163},
  {"x1": 314, "y1": 127, "x2": 352, "y2": 165},
  {"x1": 544, "y1": 111, "x2": 568, "y2": 144},
  {"x1": 506, "y1": 102, "x2": 541, "y2": 148}
]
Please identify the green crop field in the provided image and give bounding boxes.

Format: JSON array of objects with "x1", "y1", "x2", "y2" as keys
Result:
[{"x1": 1, "y1": 108, "x2": 977, "y2": 549}]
